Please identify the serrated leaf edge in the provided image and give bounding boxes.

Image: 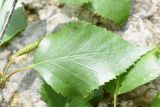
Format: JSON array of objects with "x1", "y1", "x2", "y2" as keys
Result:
[
  {"x1": 35, "y1": 21, "x2": 153, "y2": 97},
  {"x1": 118, "y1": 46, "x2": 159, "y2": 95}
]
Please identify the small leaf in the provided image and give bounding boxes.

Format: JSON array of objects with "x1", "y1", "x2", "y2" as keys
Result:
[
  {"x1": 41, "y1": 83, "x2": 68, "y2": 107},
  {"x1": 105, "y1": 47, "x2": 160, "y2": 95},
  {"x1": 92, "y1": 0, "x2": 131, "y2": 25},
  {"x1": 34, "y1": 21, "x2": 151, "y2": 97},
  {"x1": 41, "y1": 83, "x2": 92, "y2": 107},
  {"x1": 119, "y1": 48, "x2": 160, "y2": 94},
  {"x1": 55, "y1": 0, "x2": 131, "y2": 25},
  {"x1": 0, "y1": 1, "x2": 27, "y2": 45},
  {"x1": 151, "y1": 93, "x2": 160, "y2": 107}
]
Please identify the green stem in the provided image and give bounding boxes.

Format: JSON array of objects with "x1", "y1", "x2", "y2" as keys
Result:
[
  {"x1": 113, "y1": 76, "x2": 120, "y2": 107},
  {"x1": 7, "y1": 65, "x2": 34, "y2": 78},
  {"x1": 114, "y1": 94, "x2": 117, "y2": 107},
  {"x1": 7, "y1": 59, "x2": 49, "y2": 78},
  {"x1": 66, "y1": 97, "x2": 69, "y2": 107},
  {"x1": 4, "y1": 57, "x2": 14, "y2": 73}
]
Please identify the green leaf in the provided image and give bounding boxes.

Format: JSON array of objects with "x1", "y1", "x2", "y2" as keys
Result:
[
  {"x1": 151, "y1": 93, "x2": 160, "y2": 107},
  {"x1": 0, "y1": 1, "x2": 27, "y2": 45},
  {"x1": 104, "y1": 74, "x2": 126, "y2": 95},
  {"x1": 118, "y1": 48, "x2": 160, "y2": 94},
  {"x1": 105, "y1": 47, "x2": 160, "y2": 95},
  {"x1": 41, "y1": 83, "x2": 67, "y2": 107},
  {"x1": 92, "y1": 0, "x2": 131, "y2": 25},
  {"x1": 41, "y1": 83, "x2": 92, "y2": 107},
  {"x1": 68, "y1": 97, "x2": 92, "y2": 107},
  {"x1": 55, "y1": 0, "x2": 131, "y2": 25},
  {"x1": 33, "y1": 21, "x2": 151, "y2": 97},
  {"x1": 87, "y1": 87, "x2": 104, "y2": 105}
]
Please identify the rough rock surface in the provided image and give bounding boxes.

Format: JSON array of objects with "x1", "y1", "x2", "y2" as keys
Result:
[{"x1": 0, "y1": 0, "x2": 160, "y2": 107}]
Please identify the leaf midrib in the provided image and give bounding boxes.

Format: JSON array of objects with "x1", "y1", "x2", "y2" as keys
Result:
[{"x1": 34, "y1": 49, "x2": 136, "y2": 67}]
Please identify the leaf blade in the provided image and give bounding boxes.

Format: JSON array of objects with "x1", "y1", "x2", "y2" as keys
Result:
[
  {"x1": 0, "y1": 1, "x2": 27, "y2": 45},
  {"x1": 55, "y1": 0, "x2": 131, "y2": 25},
  {"x1": 105, "y1": 47, "x2": 160, "y2": 96},
  {"x1": 118, "y1": 48, "x2": 160, "y2": 94},
  {"x1": 92, "y1": 0, "x2": 131, "y2": 25},
  {"x1": 34, "y1": 21, "x2": 151, "y2": 97},
  {"x1": 151, "y1": 93, "x2": 160, "y2": 107},
  {"x1": 41, "y1": 83, "x2": 68, "y2": 107},
  {"x1": 41, "y1": 83, "x2": 92, "y2": 107}
]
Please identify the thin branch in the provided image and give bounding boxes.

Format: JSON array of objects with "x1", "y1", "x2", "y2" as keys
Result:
[
  {"x1": 7, "y1": 59, "x2": 50, "y2": 78},
  {"x1": 0, "y1": 0, "x2": 18, "y2": 41},
  {"x1": 7, "y1": 65, "x2": 34, "y2": 78}
]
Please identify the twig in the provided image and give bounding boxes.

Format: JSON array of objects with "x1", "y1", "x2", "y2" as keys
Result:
[
  {"x1": 7, "y1": 59, "x2": 50, "y2": 78},
  {"x1": 0, "y1": 0, "x2": 18, "y2": 41},
  {"x1": 7, "y1": 65, "x2": 34, "y2": 78}
]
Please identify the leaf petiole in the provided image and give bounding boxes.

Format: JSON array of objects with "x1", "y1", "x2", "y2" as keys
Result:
[{"x1": 7, "y1": 64, "x2": 35, "y2": 78}]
